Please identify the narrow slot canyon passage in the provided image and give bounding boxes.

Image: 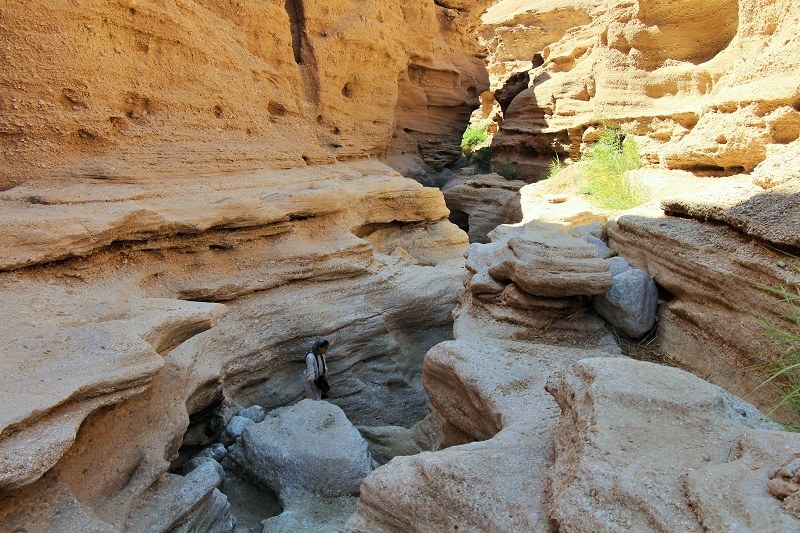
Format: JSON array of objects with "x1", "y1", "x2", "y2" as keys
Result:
[{"x1": 2, "y1": 0, "x2": 800, "y2": 531}]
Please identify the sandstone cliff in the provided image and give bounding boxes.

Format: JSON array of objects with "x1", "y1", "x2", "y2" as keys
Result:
[
  {"x1": 3, "y1": 0, "x2": 800, "y2": 531},
  {"x1": 0, "y1": 1, "x2": 494, "y2": 527},
  {"x1": 1, "y1": 0, "x2": 491, "y2": 189},
  {"x1": 480, "y1": 0, "x2": 800, "y2": 179}
]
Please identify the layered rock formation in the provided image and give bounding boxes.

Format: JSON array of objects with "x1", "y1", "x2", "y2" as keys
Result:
[
  {"x1": 3, "y1": 0, "x2": 800, "y2": 530},
  {"x1": 349, "y1": 218, "x2": 800, "y2": 533},
  {"x1": 467, "y1": 0, "x2": 800, "y2": 422},
  {"x1": 348, "y1": 221, "x2": 623, "y2": 531},
  {"x1": 479, "y1": 0, "x2": 800, "y2": 180},
  {"x1": 442, "y1": 170, "x2": 524, "y2": 242},
  {"x1": 0, "y1": 0, "x2": 491, "y2": 189},
  {"x1": 0, "y1": 159, "x2": 469, "y2": 530}
]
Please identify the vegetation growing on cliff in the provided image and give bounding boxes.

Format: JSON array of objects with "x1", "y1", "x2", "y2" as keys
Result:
[
  {"x1": 759, "y1": 267, "x2": 800, "y2": 430},
  {"x1": 579, "y1": 127, "x2": 647, "y2": 210},
  {"x1": 461, "y1": 123, "x2": 488, "y2": 156}
]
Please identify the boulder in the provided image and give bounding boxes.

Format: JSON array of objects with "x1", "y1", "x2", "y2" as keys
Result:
[
  {"x1": 260, "y1": 492, "x2": 358, "y2": 533},
  {"x1": 347, "y1": 339, "x2": 619, "y2": 532},
  {"x1": 488, "y1": 223, "x2": 612, "y2": 297},
  {"x1": 238, "y1": 405, "x2": 266, "y2": 423},
  {"x1": 579, "y1": 233, "x2": 612, "y2": 259},
  {"x1": 221, "y1": 416, "x2": 254, "y2": 446},
  {"x1": 356, "y1": 426, "x2": 420, "y2": 466},
  {"x1": 182, "y1": 456, "x2": 225, "y2": 483},
  {"x1": 228, "y1": 399, "x2": 372, "y2": 499},
  {"x1": 605, "y1": 256, "x2": 630, "y2": 277},
  {"x1": 125, "y1": 461, "x2": 235, "y2": 533},
  {"x1": 467, "y1": 221, "x2": 612, "y2": 299},
  {"x1": 546, "y1": 357, "x2": 800, "y2": 532},
  {"x1": 196, "y1": 443, "x2": 228, "y2": 463},
  {"x1": 593, "y1": 267, "x2": 658, "y2": 338}
]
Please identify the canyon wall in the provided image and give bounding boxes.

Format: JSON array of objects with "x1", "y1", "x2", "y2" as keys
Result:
[
  {"x1": 479, "y1": 0, "x2": 800, "y2": 179},
  {"x1": 0, "y1": 1, "x2": 492, "y2": 530},
  {"x1": 2, "y1": 0, "x2": 800, "y2": 530},
  {"x1": 0, "y1": 0, "x2": 491, "y2": 189},
  {"x1": 469, "y1": 0, "x2": 800, "y2": 414}
]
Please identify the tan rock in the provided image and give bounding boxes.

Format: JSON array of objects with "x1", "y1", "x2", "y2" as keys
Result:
[
  {"x1": 442, "y1": 173, "x2": 524, "y2": 243},
  {"x1": 478, "y1": 221, "x2": 611, "y2": 297},
  {"x1": 347, "y1": 340, "x2": 619, "y2": 532},
  {"x1": 546, "y1": 357, "x2": 799, "y2": 532},
  {"x1": 0, "y1": 1, "x2": 490, "y2": 189},
  {"x1": 753, "y1": 139, "x2": 800, "y2": 189},
  {"x1": 0, "y1": 161, "x2": 450, "y2": 271},
  {"x1": 662, "y1": 177, "x2": 800, "y2": 249},
  {"x1": 607, "y1": 214, "x2": 800, "y2": 417},
  {"x1": 481, "y1": 0, "x2": 800, "y2": 180}
]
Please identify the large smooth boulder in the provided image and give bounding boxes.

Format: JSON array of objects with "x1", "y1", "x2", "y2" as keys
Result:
[
  {"x1": 228, "y1": 400, "x2": 372, "y2": 499},
  {"x1": 546, "y1": 358, "x2": 800, "y2": 532},
  {"x1": 593, "y1": 267, "x2": 658, "y2": 338}
]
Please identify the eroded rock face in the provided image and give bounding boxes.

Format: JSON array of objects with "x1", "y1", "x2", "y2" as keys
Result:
[
  {"x1": 348, "y1": 218, "x2": 622, "y2": 531},
  {"x1": 125, "y1": 461, "x2": 235, "y2": 533},
  {"x1": 442, "y1": 172, "x2": 524, "y2": 243},
  {"x1": 607, "y1": 213, "x2": 800, "y2": 414},
  {"x1": 546, "y1": 358, "x2": 800, "y2": 532},
  {"x1": 481, "y1": 0, "x2": 800, "y2": 180},
  {"x1": 0, "y1": 160, "x2": 468, "y2": 531},
  {"x1": 347, "y1": 341, "x2": 619, "y2": 532},
  {"x1": 0, "y1": 1, "x2": 494, "y2": 189},
  {"x1": 469, "y1": 221, "x2": 612, "y2": 298}
]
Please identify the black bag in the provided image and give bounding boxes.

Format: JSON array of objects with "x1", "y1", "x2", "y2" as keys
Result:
[{"x1": 314, "y1": 375, "x2": 331, "y2": 393}]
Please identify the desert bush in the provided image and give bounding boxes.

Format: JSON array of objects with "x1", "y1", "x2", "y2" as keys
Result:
[
  {"x1": 579, "y1": 127, "x2": 647, "y2": 209},
  {"x1": 461, "y1": 123, "x2": 488, "y2": 156},
  {"x1": 548, "y1": 156, "x2": 563, "y2": 179},
  {"x1": 757, "y1": 264, "x2": 800, "y2": 430}
]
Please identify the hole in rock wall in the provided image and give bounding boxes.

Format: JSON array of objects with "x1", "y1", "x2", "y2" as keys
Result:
[
  {"x1": 656, "y1": 280, "x2": 676, "y2": 303},
  {"x1": 342, "y1": 82, "x2": 354, "y2": 98}
]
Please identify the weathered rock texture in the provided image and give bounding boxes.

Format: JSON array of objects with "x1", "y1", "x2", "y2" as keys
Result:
[
  {"x1": 4, "y1": 0, "x2": 800, "y2": 530},
  {"x1": 0, "y1": 160, "x2": 468, "y2": 531},
  {"x1": 349, "y1": 220, "x2": 800, "y2": 532},
  {"x1": 0, "y1": 0, "x2": 492, "y2": 189},
  {"x1": 442, "y1": 172, "x2": 524, "y2": 242},
  {"x1": 607, "y1": 212, "x2": 800, "y2": 414},
  {"x1": 480, "y1": 0, "x2": 800, "y2": 180},
  {"x1": 547, "y1": 358, "x2": 800, "y2": 532},
  {"x1": 347, "y1": 219, "x2": 622, "y2": 531}
]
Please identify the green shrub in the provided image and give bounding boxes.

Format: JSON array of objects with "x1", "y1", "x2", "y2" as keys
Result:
[
  {"x1": 757, "y1": 265, "x2": 800, "y2": 430},
  {"x1": 547, "y1": 156, "x2": 563, "y2": 179},
  {"x1": 461, "y1": 124, "x2": 488, "y2": 156},
  {"x1": 495, "y1": 161, "x2": 519, "y2": 180},
  {"x1": 579, "y1": 127, "x2": 647, "y2": 210},
  {"x1": 470, "y1": 147, "x2": 492, "y2": 172}
]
